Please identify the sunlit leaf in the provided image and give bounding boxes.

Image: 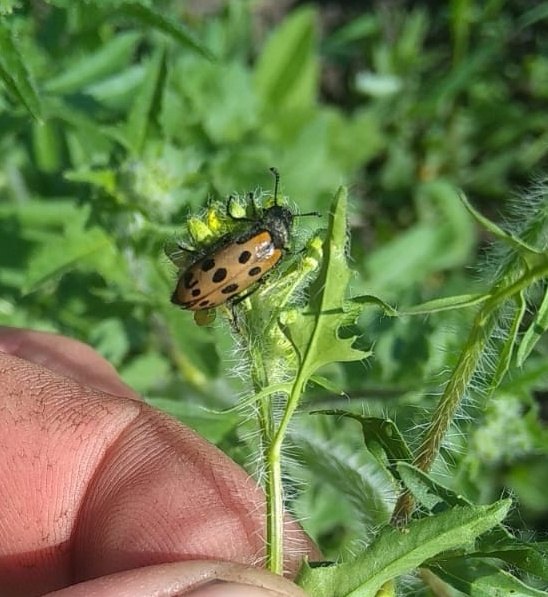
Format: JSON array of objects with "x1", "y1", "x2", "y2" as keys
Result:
[
  {"x1": 281, "y1": 187, "x2": 371, "y2": 386},
  {"x1": 297, "y1": 501, "x2": 511, "y2": 597},
  {"x1": 255, "y1": 7, "x2": 318, "y2": 111}
]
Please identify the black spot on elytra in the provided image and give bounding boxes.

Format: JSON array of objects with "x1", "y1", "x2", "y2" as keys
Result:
[
  {"x1": 191, "y1": 288, "x2": 201, "y2": 297},
  {"x1": 212, "y1": 267, "x2": 227, "y2": 283},
  {"x1": 201, "y1": 258, "x2": 215, "y2": 272},
  {"x1": 199, "y1": 299, "x2": 210, "y2": 307},
  {"x1": 221, "y1": 283, "x2": 239, "y2": 295},
  {"x1": 239, "y1": 250, "x2": 251, "y2": 264},
  {"x1": 248, "y1": 266, "x2": 261, "y2": 277},
  {"x1": 183, "y1": 271, "x2": 198, "y2": 289}
]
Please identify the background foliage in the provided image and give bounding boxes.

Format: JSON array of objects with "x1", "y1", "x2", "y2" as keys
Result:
[{"x1": 1, "y1": 0, "x2": 547, "y2": 591}]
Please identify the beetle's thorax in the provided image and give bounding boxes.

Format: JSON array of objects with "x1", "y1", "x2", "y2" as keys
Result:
[{"x1": 261, "y1": 205, "x2": 293, "y2": 248}]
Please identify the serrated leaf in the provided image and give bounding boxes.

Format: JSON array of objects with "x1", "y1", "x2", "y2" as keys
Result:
[
  {"x1": 0, "y1": 21, "x2": 43, "y2": 121},
  {"x1": 297, "y1": 500, "x2": 511, "y2": 597},
  {"x1": 281, "y1": 187, "x2": 370, "y2": 384}
]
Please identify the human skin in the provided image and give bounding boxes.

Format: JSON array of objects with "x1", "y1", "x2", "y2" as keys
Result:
[{"x1": 0, "y1": 327, "x2": 315, "y2": 597}]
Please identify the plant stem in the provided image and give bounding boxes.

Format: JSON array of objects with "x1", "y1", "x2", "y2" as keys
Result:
[
  {"x1": 394, "y1": 257, "x2": 548, "y2": 520},
  {"x1": 264, "y1": 416, "x2": 284, "y2": 574},
  {"x1": 264, "y1": 366, "x2": 307, "y2": 574},
  {"x1": 243, "y1": 324, "x2": 279, "y2": 570},
  {"x1": 245, "y1": 317, "x2": 287, "y2": 574}
]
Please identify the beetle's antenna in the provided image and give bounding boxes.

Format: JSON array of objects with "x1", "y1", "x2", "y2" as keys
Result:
[
  {"x1": 269, "y1": 167, "x2": 280, "y2": 205},
  {"x1": 295, "y1": 211, "x2": 322, "y2": 218}
]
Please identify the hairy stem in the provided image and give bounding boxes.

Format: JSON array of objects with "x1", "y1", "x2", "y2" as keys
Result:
[{"x1": 394, "y1": 257, "x2": 548, "y2": 521}]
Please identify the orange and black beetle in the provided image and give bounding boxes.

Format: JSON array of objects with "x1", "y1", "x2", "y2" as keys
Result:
[{"x1": 171, "y1": 168, "x2": 319, "y2": 311}]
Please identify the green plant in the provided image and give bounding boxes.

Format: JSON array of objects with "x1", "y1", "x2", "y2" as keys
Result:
[
  {"x1": 206, "y1": 183, "x2": 548, "y2": 595},
  {"x1": 1, "y1": 1, "x2": 548, "y2": 595}
]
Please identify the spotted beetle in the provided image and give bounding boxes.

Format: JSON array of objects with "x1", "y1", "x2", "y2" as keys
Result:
[{"x1": 171, "y1": 168, "x2": 319, "y2": 311}]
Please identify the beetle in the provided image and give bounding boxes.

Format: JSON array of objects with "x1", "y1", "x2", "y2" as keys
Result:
[{"x1": 171, "y1": 168, "x2": 319, "y2": 311}]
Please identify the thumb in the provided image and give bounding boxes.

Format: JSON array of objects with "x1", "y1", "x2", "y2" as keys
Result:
[{"x1": 44, "y1": 561, "x2": 310, "y2": 596}]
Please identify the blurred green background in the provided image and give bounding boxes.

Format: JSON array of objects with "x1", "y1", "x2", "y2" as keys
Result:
[{"x1": 1, "y1": 0, "x2": 547, "y2": 558}]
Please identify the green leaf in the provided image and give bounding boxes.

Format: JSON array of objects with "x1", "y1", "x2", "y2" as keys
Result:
[
  {"x1": 458, "y1": 191, "x2": 543, "y2": 260},
  {"x1": 89, "y1": 318, "x2": 130, "y2": 366},
  {"x1": 44, "y1": 31, "x2": 141, "y2": 94},
  {"x1": 172, "y1": 60, "x2": 259, "y2": 144},
  {"x1": 0, "y1": 1, "x2": 19, "y2": 16},
  {"x1": 314, "y1": 411, "x2": 413, "y2": 471},
  {"x1": 24, "y1": 213, "x2": 116, "y2": 294},
  {"x1": 116, "y1": 1, "x2": 215, "y2": 61},
  {"x1": 255, "y1": 6, "x2": 318, "y2": 111},
  {"x1": 291, "y1": 432, "x2": 397, "y2": 531},
  {"x1": 120, "y1": 351, "x2": 170, "y2": 393},
  {"x1": 475, "y1": 532, "x2": 548, "y2": 581},
  {"x1": 145, "y1": 397, "x2": 239, "y2": 445},
  {"x1": 281, "y1": 187, "x2": 370, "y2": 384},
  {"x1": 43, "y1": 96, "x2": 128, "y2": 157},
  {"x1": 517, "y1": 285, "x2": 548, "y2": 366},
  {"x1": 125, "y1": 47, "x2": 167, "y2": 154},
  {"x1": 349, "y1": 294, "x2": 398, "y2": 316},
  {"x1": 365, "y1": 181, "x2": 477, "y2": 296},
  {"x1": 297, "y1": 500, "x2": 511, "y2": 597},
  {"x1": 397, "y1": 462, "x2": 473, "y2": 511},
  {"x1": 488, "y1": 292, "x2": 526, "y2": 393},
  {"x1": 518, "y1": 4, "x2": 548, "y2": 28},
  {"x1": 400, "y1": 293, "x2": 490, "y2": 315},
  {"x1": 431, "y1": 558, "x2": 547, "y2": 596},
  {"x1": 209, "y1": 382, "x2": 292, "y2": 414},
  {"x1": 309, "y1": 375, "x2": 345, "y2": 395},
  {"x1": 32, "y1": 119, "x2": 63, "y2": 173},
  {"x1": 0, "y1": 20, "x2": 42, "y2": 121},
  {"x1": 64, "y1": 168, "x2": 118, "y2": 195},
  {"x1": 401, "y1": 468, "x2": 548, "y2": 582}
]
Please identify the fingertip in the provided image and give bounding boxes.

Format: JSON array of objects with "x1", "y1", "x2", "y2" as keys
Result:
[{"x1": 0, "y1": 327, "x2": 140, "y2": 399}]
